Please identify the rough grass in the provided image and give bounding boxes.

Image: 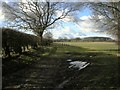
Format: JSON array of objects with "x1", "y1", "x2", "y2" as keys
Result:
[
  {"x1": 55, "y1": 42, "x2": 118, "y2": 50},
  {"x1": 54, "y1": 42, "x2": 119, "y2": 90},
  {"x1": 55, "y1": 42, "x2": 118, "y2": 55},
  {"x1": 3, "y1": 42, "x2": 120, "y2": 89}
]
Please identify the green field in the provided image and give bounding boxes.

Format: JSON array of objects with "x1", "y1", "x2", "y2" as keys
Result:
[
  {"x1": 55, "y1": 42, "x2": 118, "y2": 55},
  {"x1": 3, "y1": 42, "x2": 120, "y2": 89},
  {"x1": 54, "y1": 42, "x2": 119, "y2": 89}
]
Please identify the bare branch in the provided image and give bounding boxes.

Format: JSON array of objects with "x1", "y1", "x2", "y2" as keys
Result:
[{"x1": 3, "y1": 1, "x2": 84, "y2": 41}]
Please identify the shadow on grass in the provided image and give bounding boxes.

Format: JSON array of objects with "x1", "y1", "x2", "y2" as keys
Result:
[
  {"x1": 2, "y1": 44, "x2": 120, "y2": 89},
  {"x1": 53, "y1": 44, "x2": 119, "y2": 90}
]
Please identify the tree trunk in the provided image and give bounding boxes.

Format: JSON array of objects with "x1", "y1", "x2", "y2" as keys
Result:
[
  {"x1": 40, "y1": 35, "x2": 43, "y2": 43},
  {"x1": 39, "y1": 34, "x2": 43, "y2": 46},
  {"x1": 118, "y1": 17, "x2": 120, "y2": 53},
  {"x1": 39, "y1": 31, "x2": 44, "y2": 46},
  {"x1": 5, "y1": 45, "x2": 11, "y2": 58}
]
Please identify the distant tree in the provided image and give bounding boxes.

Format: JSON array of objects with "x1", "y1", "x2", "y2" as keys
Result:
[
  {"x1": 58, "y1": 37, "x2": 63, "y2": 40},
  {"x1": 82, "y1": 37, "x2": 113, "y2": 42},
  {"x1": 43, "y1": 31, "x2": 53, "y2": 46},
  {"x1": 63, "y1": 37, "x2": 68, "y2": 41},
  {"x1": 75, "y1": 37, "x2": 81, "y2": 41}
]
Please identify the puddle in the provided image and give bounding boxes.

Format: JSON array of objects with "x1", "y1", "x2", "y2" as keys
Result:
[
  {"x1": 68, "y1": 61, "x2": 90, "y2": 70},
  {"x1": 56, "y1": 59, "x2": 90, "y2": 89}
]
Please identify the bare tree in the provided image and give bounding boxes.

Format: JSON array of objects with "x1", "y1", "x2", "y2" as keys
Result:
[
  {"x1": 88, "y1": 2, "x2": 120, "y2": 44},
  {"x1": 2, "y1": 1, "x2": 84, "y2": 43}
]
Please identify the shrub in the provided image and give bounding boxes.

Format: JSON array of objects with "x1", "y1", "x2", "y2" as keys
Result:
[{"x1": 41, "y1": 39, "x2": 53, "y2": 46}]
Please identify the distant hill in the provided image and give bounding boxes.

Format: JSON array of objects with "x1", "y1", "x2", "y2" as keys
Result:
[
  {"x1": 54, "y1": 36, "x2": 115, "y2": 42},
  {"x1": 81, "y1": 37, "x2": 114, "y2": 42}
]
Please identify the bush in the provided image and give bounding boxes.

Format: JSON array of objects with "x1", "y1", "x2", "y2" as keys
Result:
[{"x1": 41, "y1": 39, "x2": 53, "y2": 46}]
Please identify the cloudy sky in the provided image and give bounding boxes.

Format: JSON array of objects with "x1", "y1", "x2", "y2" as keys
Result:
[
  {"x1": 0, "y1": 1, "x2": 111, "y2": 39},
  {"x1": 48, "y1": 8, "x2": 110, "y2": 39}
]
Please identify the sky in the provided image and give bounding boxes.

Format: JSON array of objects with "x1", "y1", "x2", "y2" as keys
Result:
[
  {"x1": 48, "y1": 8, "x2": 111, "y2": 39},
  {"x1": 0, "y1": 1, "x2": 112, "y2": 39}
]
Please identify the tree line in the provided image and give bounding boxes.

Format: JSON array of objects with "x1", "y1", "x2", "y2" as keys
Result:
[{"x1": 54, "y1": 37, "x2": 114, "y2": 42}]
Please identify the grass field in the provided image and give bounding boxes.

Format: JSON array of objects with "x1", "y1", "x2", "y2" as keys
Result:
[
  {"x1": 3, "y1": 42, "x2": 120, "y2": 89},
  {"x1": 54, "y1": 42, "x2": 119, "y2": 89},
  {"x1": 55, "y1": 42, "x2": 118, "y2": 55}
]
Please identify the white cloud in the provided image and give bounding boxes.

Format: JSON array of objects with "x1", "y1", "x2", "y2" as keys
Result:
[
  {"x1": 51, "y1": 15, "x2": 104, "y2": 39},
  {"x1": 53, "y1": 15, "x2": 101, "y2": 38},
  {"x1": 52, "y1": 26, "x2": 79, "y2": 39},
  {"x1": 80, "y1": 15, "x2": 91, "y2": 20},
  {"x1": 76, "y1": 15, "x2": 98, "y2": 33},
  {"x1": 21, "y1": 0, "x2": 28, "y2": 3},
  {"x1": 0, "y1": 10, "x2": 4, "y2": 21},
  {"x1": 62, "y1": 16, "x2": 75, "y2": 22},
  {"x1": 1, "y1": 0, "x2": 9, "y2": 3},
  {"x1": 55, "y1": 10, "x2": 63, "y2": 17},
  {"x1": 52, "y1": 27, "x2": 72, "y2": 39},
  {"x1": 51, "y1": 26, "x2": 84, "y2": 39}
]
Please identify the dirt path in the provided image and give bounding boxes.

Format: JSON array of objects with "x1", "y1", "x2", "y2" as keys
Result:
[
  {"x1": 3, "y1": 56, "x2": 66, "y2": 89},
  {"x1": 2, "y1": 49, "x2": 91, "y2": 90}
]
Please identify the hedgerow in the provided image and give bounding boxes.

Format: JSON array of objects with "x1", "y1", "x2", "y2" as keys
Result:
[{"x1": 2, "y1": 28, "x2": 40, "y2": 57}]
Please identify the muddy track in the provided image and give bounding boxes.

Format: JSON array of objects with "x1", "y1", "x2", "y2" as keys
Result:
[{"x1": 3, "y1": 56, "x2": 64, "y2": 89}]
